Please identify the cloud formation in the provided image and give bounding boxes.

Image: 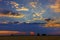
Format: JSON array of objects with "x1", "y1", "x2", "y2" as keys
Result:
[
  {"x1": 10, "y1": 1, "x2": 19, "y2": 7},
  {"x1": 16, "y1": 7, "x2": 29, "y2": 11},
  {"x1": 0, "y1": 13, "x2": 25, "y2": 18},
  {"x1": 49, "y1": 0, "x2": 60, "y2": 13},
  {"x1": 0, "y1": 31, "x2": 20, "y2": 35},
  {"x1": 10, "y1": 1, "x2": 29, "y2": 11},
  {"x1": 29, "y1": 2, "x2": 37, "y2": 8},
  {"x1": 45, "y1": 19, "x2": 60, "y2": 28},
  {"x1": 0, "y1": 31, "x2": 26, "y2": 35},
  {"x1": 32, "y1": 10, "x2": 45, "y2": 21}
]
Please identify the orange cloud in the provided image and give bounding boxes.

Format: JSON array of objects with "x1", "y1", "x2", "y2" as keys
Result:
[
  {"x1": 0, "y1": 13, "x2": 25, "y2": 18},
  {"x1": 49, "y1": 0, "x2": 60, "y2": 13},
  {"x1": 0, "y1": 31, "x2": 26, "y2": 35},
  {"x1": 0, "y1": 31, "x2": 20, "y2": 35},
  {"x1": 45, "y1": 19, "x2": 60, "y2": 28}
]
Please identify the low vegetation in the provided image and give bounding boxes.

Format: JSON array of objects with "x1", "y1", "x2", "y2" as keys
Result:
[{"x1": 0, "y1": 36, "x2": 60, "y2": 40}]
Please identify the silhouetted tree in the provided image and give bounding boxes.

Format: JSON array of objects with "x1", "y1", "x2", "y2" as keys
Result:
[
  {"x1": 37, "y1": 33, "x2": 40, "y2": 36},
  {"x1": 11, "y1": 34, "x2": 14, "y2": 36},
  {"x1": 42, "y1": 34, "x2": 47, "y2": 36}
]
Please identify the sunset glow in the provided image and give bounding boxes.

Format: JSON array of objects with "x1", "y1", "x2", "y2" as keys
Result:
[{"x1": 0, "y1": 0, "x2": 60, "y2": 35}]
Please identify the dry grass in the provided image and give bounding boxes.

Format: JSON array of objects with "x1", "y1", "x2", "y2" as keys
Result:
[{"x1": 0, "y1": 36, "x2": 60, "y2": 40}]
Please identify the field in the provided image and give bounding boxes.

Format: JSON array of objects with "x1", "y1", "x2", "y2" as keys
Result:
[{"x1": 0, "y1": 36, "x2": 60, "y2": 40}]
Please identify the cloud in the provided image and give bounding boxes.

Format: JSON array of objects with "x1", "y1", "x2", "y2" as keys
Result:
[
  {"x1": 10, "y1": 1, "x2": 19, "y2": 6},
  {"x1": 45, "y1": 20, "x2": 60, "y2": 28},
  {"x1": 10, "y1": 1, "x2": 19, "y2": 9},
  {"x1": 0, "y1": 13, "x2": 25, "y2": 18},
  {"x1": 29, "y1": 2, "x2": 37, "y2": 8},
  {"x1": 33, "y1": 13, "x2": 40, "y2": 17},
  {"x1": 49, "y1": 0, "x2": 60, "y2": 13},
  {"x1": 32, "y1": 10, "x2": 45, "y2": 21},
  {"x1": 0, "y1": 31, "x2": 26, "y2": 35},
  {"x1": 10, "y1": 1, "x2": 29, "y2": 11},
  {"x1": 16, "y1": 7, "x2": 29, "y2": 11},
  {"x1": 0, "y1": 31, "x2": 20, "y2": 35},
  {"x1": 33, "y1": 17, "x2": 44, "y2": 21}
]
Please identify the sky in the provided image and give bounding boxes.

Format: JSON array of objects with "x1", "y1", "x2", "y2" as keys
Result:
[
  {"x1": 0, "y1": 0, "x2": 60, "y2": 23},
  {"x1": 0, "y1": 0, "x2": 60, "y2": 35}
]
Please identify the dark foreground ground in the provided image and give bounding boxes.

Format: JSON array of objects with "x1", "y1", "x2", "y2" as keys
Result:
[{"x1": 0, "y1": 36, "x2": 60, "y2": 40}]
